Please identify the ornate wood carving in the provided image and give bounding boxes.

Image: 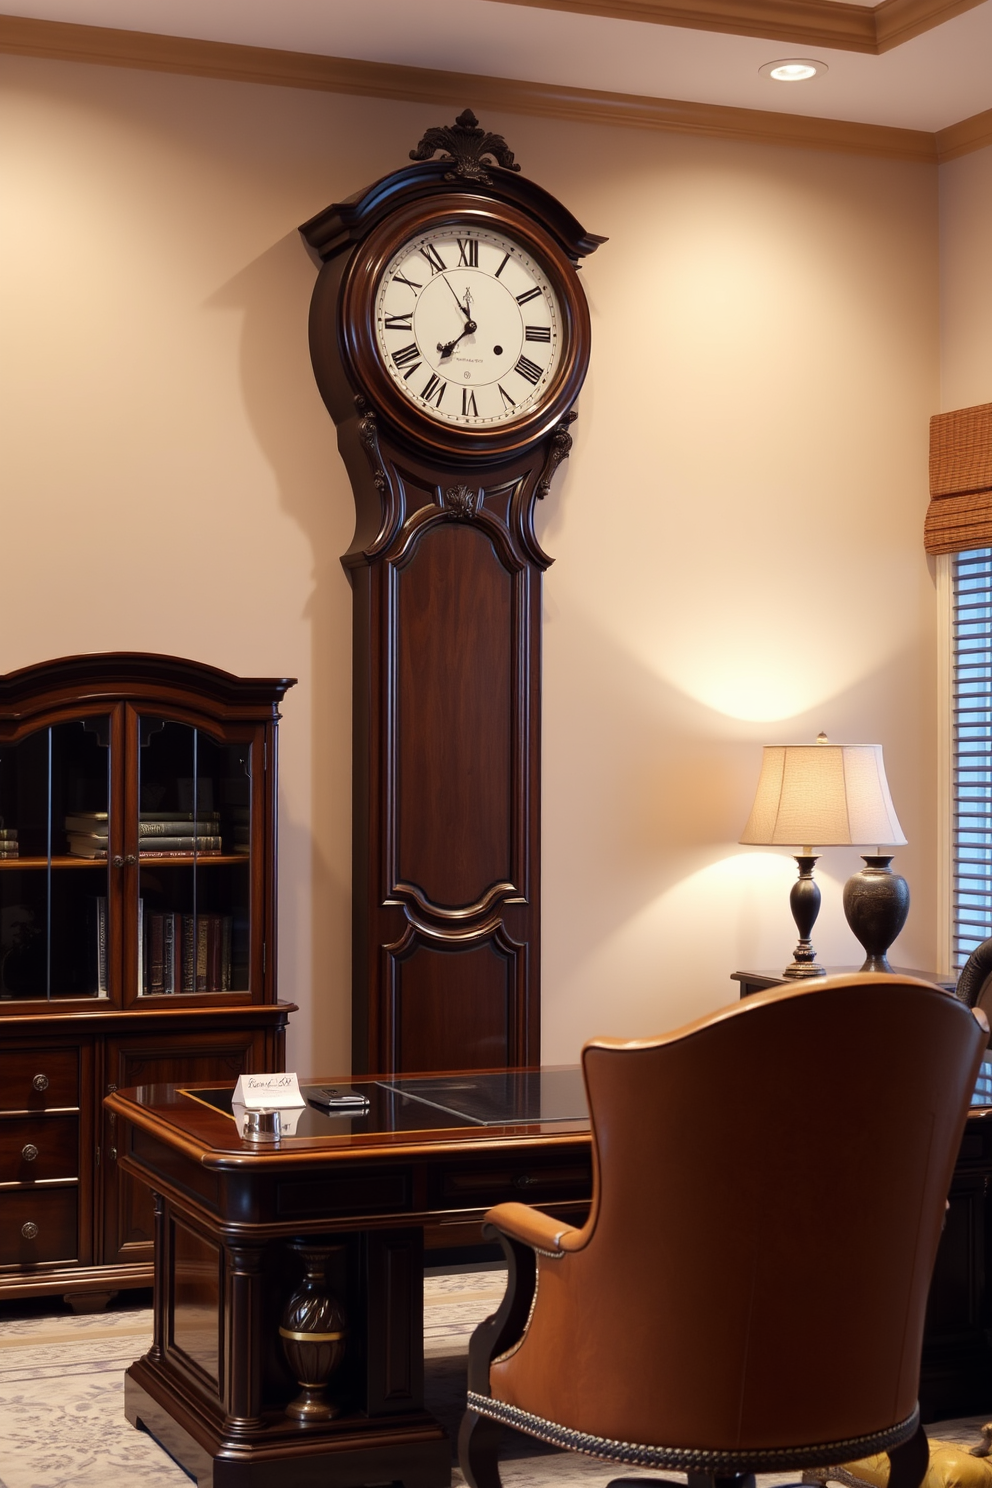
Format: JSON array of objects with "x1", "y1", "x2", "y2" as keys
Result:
[{"x1": 300, "y1": 120, "x2": 603, "y2": 1074}]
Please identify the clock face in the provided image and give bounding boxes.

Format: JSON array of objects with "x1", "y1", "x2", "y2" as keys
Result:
[{"x1": 373, "y1": 225, "x2": 563, "y2": 429}]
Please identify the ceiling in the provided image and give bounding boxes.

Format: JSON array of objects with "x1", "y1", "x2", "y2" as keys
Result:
[{"x1": 1, "y1": 0, "x2": 990, "y2": 134}]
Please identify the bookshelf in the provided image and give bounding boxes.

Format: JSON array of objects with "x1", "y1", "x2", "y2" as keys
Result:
[{"x1": 0, "y1": 653, "x2": 297, "y2": 1306}]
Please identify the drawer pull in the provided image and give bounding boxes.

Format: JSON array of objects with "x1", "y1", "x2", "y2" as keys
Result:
[
  {"x1": 21, "y1": 1222, "x2": 39, "y2": 1240},
  {"x1": 32, "y1": 1074, "x2": 49, "y2": 1092},
  {"x1": 21, "y1": 1143, "x2": 39, "y2": 1162}
]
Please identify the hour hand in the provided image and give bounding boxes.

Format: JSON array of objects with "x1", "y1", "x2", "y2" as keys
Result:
[{"x1": 437, "y1": 318, "x2": 477, "y2": 358}]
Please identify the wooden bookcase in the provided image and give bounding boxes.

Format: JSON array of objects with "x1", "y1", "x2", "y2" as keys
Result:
[{"x1": 0, "y1": 653, "x2": 297, "y2": 1307}]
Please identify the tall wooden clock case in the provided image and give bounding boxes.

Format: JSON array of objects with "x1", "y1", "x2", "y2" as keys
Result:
[{"x1": 301, "y1": 112, "x2": 603, "y2": 1074}]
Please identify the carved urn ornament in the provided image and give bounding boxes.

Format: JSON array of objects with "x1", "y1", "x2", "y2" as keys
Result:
[
  {"x1": 278, "y1": 1241, "x2": 346, "y2": 1421},
  {"x1": 300, "y1": 112, "x2": 604, "y2": 1074}
]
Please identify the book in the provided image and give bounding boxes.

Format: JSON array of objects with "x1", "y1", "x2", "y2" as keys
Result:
[
  {"x1": 67, "y1": 837, "x2": 107, "y2": 859},
  {"x1": 91, "y1": 896, "x2": 108, "y2": 996},
  {"x1": 65, "y1": 816, "x2": 219, "y2": 837},
  {"x1": 139, "y1": 849, "x2": 224, "y2": 859},
  {"x1": 148, "y1": 913, "x2": 165, "y2": 994},
  {"x1": 182, "y1": 915, "x2": 195, "y2": 993},
  {"x1": 0, "y1": 828, "x2": 17, "y2": 839},
  {"x1": 138, "y1": 835, "x2": 222, "y2": 851},
  {"x1": 68, "y1": 833, "x2": 223, "y2": 856},
  {"x1": 137, "y1": 820, "x2": 220, "y2": 838},
  {"x1": 163, "y1": 913, "x2": 177, "y2": 995}
]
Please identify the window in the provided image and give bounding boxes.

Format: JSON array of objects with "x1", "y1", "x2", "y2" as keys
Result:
[{"x1": 952, "y1": 547, "x2": 992, "y2": 968}]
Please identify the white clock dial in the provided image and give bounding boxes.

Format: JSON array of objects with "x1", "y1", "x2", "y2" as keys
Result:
[{"x1": 374, "y1": 225, "x2": 562, "y2": 428}]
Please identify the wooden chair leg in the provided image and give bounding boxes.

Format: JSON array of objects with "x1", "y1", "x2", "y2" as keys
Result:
[
  {"x1": 888, "y1": 1422, "x2": 930, "y2": 1488},
  {"x1": 458, "y1": 1408, "x2": 504, "y2": 1488}
]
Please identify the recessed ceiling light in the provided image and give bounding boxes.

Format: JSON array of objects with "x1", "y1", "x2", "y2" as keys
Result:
[{"x1": 759, "y1": 59, "x2": 828, "y2": 82}]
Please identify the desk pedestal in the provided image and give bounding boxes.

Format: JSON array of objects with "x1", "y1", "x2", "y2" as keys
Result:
[{"x1": 123, "y1": 1193, "x2": 449, "y2": 1488}]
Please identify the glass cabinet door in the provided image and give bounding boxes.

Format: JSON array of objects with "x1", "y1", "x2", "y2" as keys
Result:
[
  {"x1": 134, "y1": 717, "x2": 252, "y2": 998},
  {"x1": 0, "y1": 716, "x2": 113, "y2": 1001}
]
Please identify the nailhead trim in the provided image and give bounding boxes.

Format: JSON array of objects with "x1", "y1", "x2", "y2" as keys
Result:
[{"x1": 466, "y1": 1393, "x2": 919, "y2": 1472}]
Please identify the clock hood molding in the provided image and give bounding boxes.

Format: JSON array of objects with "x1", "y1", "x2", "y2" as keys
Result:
[{"x1": 299, "y1": 156, "x2": 607, "y2": 267}]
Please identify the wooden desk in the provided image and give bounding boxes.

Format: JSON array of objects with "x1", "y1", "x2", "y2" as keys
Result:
[
  {"x1": 105, "y1": 1071, "x2": 592, "y2": 1488},
  {"x1": 108, "y1": 1050, "x2": 992, "y2": 1486}
]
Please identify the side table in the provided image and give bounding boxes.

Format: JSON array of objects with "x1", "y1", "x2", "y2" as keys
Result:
[{"x1": 732, "y1": 965, "x2": 957, "y2": 999}]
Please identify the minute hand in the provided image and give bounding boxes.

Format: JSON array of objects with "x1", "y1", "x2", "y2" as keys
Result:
[{"x1": 439, "y1": 271, "x2": 472, "y2": 318}]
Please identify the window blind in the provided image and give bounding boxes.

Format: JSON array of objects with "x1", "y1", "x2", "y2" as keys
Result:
[
  {"x1": 926, "y1": 403, "x2": 992, "y2": 555},
  {"x1": 953, "y1": 548, "x2": 992, "y2": 967}
]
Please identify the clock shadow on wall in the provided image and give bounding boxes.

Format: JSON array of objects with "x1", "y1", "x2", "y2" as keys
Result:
[
  {"x1": 299, "y1": 109, "x2": 605, "y2": 1076},
  {"x1": 206, "y1": 231, "x2": 355, "y2": 1069}
]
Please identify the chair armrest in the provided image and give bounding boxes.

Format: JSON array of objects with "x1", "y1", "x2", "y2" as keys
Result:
[{"x1": 485, "y1": 1201, "x2": 583, "y2": 1253}]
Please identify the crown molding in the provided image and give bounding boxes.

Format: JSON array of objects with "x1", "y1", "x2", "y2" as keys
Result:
[
  {"x1": 936, "y1": 105, "x2": 992, "y2": 160},
  {"x1": 481, "y1": 0, "x2": 986, "y2": 53},
  {"x1": 0, "y1": 12, "x2": 988, "y2": 165}
]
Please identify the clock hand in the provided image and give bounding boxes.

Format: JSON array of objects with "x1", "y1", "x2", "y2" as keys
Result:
[
  {"x1": 440, "y1": 271, "x2": 472, "y2": 320},
  {"x1": 437, "y1": 318, "x2": 478, "y2": 359}
]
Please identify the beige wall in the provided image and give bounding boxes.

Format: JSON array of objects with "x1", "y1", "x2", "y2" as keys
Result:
[
  {"x1": 0, "y1": 54, "x2": 941, "y2": 1068},
  {"x1": 939, "y1": 143, "x2": 992, "y2": 411}
]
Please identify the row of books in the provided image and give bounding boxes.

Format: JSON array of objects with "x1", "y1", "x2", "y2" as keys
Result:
[
  {"x1": 67, "y1": 811, "x2": 227, "y2": 859},
  {"x1": 144, "y1": 911, "x2": 234, "y2": 994},
  {"x1": 0, "y1": 818, "x2": 18, "y2": 859}
]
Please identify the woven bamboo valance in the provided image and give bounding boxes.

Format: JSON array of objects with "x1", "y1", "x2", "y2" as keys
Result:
[{"x1": 925, "y1": 401, "x2": 992, "y2": 555}]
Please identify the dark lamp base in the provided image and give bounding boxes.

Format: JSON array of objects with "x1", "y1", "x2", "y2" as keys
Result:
[
  {"x1": 842, "y1": 855, "x2": 910, "y2": 975},
  {"x1": 781, "y1": 855, "x2": 825, "y2": 979}
]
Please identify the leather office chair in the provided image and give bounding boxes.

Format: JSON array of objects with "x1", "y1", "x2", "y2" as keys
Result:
[
  {"x1": 460, "y1": 974, "x2": 989, "y2": 1488},
  {"x1": 957, "y1": 939, "x2": 992, "y2": 1035}
]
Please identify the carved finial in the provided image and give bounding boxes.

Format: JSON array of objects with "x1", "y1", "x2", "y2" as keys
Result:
[
  {"x1": 444, "y1": 484, "x2": 476, "y2": 519},
  {"x1": 409, "y1": 109, "x2": 521, "y2": 185}
]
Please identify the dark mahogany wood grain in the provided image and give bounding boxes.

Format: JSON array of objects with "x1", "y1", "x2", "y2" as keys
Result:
[
  {"x1": 0, "y1": 654, "x2": 297, "y2": 1304},
  {"x1": 108, "y1": 1075, "x2": 591, "y2": 1486},
  {"x1": 302, "y1": 144, "x2": 601, "y2": 1078}
]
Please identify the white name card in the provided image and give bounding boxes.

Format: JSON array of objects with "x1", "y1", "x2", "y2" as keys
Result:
[{"x1": 233, "y1": 1073, "x2": 305, "y2": 1110}]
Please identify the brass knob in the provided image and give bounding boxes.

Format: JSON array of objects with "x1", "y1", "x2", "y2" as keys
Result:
[
  {"x1": 21, "y1": 1143, "x2": 38, "y2": 1161},
  {"x1": 112, "y1": 855, "x2": 124, "y2": 868},
  {"x1": 21, "y1": 1221, "x2": 38, "y2": 1240},
  {"x1": 125, "y1": 854, "x2": 137, "y2": 866},
  {"x1": 32, "y1": 1074, "x2": 49, "y2": 1092}
]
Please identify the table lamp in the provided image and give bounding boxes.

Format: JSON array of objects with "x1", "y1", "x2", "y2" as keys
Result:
[{"x1": 739, "y1": 734, "x2": 908, "y2": 977}]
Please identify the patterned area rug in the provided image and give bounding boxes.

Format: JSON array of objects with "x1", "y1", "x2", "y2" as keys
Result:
[{"x1": 0, "y1": 1270, "x2": 985, "y2": 1488}]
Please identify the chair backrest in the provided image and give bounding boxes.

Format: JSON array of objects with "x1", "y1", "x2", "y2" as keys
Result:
[
  {"x1": 567, "y1": 975, "x2": 986, "y2": 1452},
  {"x1": 956, "y1": 939, "x2": 992, "y2": 1035}
]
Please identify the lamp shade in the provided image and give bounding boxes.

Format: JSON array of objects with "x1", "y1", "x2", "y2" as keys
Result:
[{"x1": 739, "y1": 742, "x2": 907, "y2": 848}]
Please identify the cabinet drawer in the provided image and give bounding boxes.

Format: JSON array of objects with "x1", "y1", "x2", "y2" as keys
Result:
[
  {"x1": 0, "y1": 1049, "x2": 79, "y2": 1111},
  {"x1": 0, "y1": 1115, "x2": 79, "y2": 1182},
  {"x1": 0, "y1": 1186, "x2": 78, "y2": 1266},
  {"x1": 433, "y1": 1160, "x2": 592, "y2": 1211}
]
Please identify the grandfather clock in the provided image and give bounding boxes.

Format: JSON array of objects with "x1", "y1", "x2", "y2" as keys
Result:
[{"x1": 300, "y1": 111, "x2": 603, "y2": 1074}]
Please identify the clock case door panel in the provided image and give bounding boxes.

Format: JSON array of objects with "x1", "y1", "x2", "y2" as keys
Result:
[{"x1": 301, "y1": 141, "x2": 601, "y2": 1075}]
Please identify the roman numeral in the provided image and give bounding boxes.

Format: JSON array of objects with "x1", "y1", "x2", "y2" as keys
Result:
[
  {"x1": 516, "y1": 286, "x2": 542, "y2": 306},
  {"x1": 419, "y1": 243, "x2": 446, "y2": 275},
  {"x1": 457, "y1": 238, "x2": 479, "y2": 267},
  {"x1": 384, "y1": 312, "x2": 413, "y2": 331},
  {"x1": 392, "y1": 343, "x2": 421, "y2": 368},
  {"x1": 393, "y1": 272, "x2": 423, "y2": 295},
  {"x1": 495, "y1": 253, "x2": 510, "y2": 278},
  {"x1": 525, "y1": 326, "x2": 551, "y2": 342},
  {"x1": 422, "y1": 373, "x2": 446, "y2": 407},
  {"x1": 498, "y1": 384, "x2": 516, "y2": 410},
  {"x1": 514, "y1": 355, "x2": 542, "y2": 386},
  {"x1": 461, "y1": 388, "x2": 478, "y2": 417}
]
